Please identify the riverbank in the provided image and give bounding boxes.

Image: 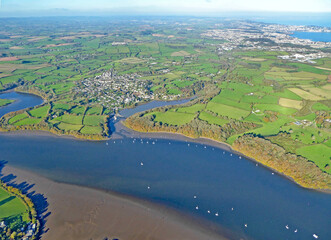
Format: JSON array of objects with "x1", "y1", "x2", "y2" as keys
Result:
[
  {"x1": 121, "y1": 120, "x2": 331, "y2": 192},
  {"x1": 2, "y1": 165, "x2": 231, "y2": 240}
]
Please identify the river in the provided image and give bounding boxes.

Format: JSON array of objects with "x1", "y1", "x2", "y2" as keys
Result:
[{"x1": 0, "y1": 92, "x2": 330, "y2": 240}]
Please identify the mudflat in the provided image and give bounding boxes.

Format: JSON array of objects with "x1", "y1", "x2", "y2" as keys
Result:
[{"x1": 3, "y1": 166, "x2": 227, "y2": 240}]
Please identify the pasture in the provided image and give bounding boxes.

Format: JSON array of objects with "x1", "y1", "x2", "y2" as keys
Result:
[
  {"x1": 297, "y1": 144, "x2": 331, "y2": 174},
  {"x1": 147, "y1": 111, "x2": 195, "y2": 126},
  {"x1": 206, "y1": 102, "x2": 250, "y2": 120}
]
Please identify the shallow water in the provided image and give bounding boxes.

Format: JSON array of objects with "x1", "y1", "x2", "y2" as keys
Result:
[{"x1": 0, "y1": 92, "x2": 330, "y2": 240}]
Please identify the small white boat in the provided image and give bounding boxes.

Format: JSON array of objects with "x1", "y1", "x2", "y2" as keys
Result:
[
  {"x1": 294, "y1": 229, "x2": 298, "y2": 233},
  {"x1": 239, "y1": 156, "x2": 241, "y2": 159},
  {"x1": 204, "y1": 146, "x2": 207, "y2": 149},
  {"x1": 230, "y1": 153, "x2": 232, "y2": 156},
  {"x1": 313, "y1": 234, "x2": 318, "y2": 239},
  {"x1": 140, "y1": 162, "x2": 144, "y2": 166},
  {"x1": 231, "y1": 208, "x2": 234, "y2": 211},
  {"x1": 244, "y1": 224, "x2": 247, "y2": 228},
  {"x1": 285, "y1": 225, "x2": 289, "y2": 230},
  {"x1": 188, "y1": 144, "x2": 190, "y2": 146},
  {"x1": 195, "y1": 206, "x2": 199, "y2": 210},
  {"x1": 106, "y1": 142, "x2": 108, "y2": 145},
  {"x1": 152, "y1": 142, "x2": 155, "y2": 144},
  {"x1": 207, "y1": 210, "x2": 210, "y2": 214},
  {"x1": 193, "y1": 195, "x2": 197, "y2": 199},
  {"x1": 147, "y1": 186, "x2": 151, "y2": 189},
  {"x1": 215, "y1": 212, "x2": 219, "y2": 217},
  {"x1": 272, "y1": 173, "x2": 275, "y2": 175}
]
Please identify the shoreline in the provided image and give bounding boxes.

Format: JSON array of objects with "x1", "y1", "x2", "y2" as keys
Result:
[{"x1": 1, "y1": 165, "x2": 233, "y2": 240}]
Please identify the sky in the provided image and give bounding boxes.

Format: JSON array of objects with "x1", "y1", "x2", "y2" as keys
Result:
[{"x1": 0, "y1": 0, "x2": 330, "y2": 14}]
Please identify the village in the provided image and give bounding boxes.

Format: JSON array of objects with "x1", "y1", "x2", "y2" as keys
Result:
[{"x1": 75, "y1": 70, "x2": 155, "y2": 109}]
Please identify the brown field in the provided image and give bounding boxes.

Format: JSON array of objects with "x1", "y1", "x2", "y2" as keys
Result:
[
  {"x1": 0, "y1": 63, "x2": 50, "y2": 72},
  {"x1": 9, "y1": 46, "x2": 24, "y2": 50},
  {"x1": 9, "y1": 35, "x2": 23, "y2": 39},
  {"x1": 27, "y1": 36, "x2": 47, "y2": 42},
  {"x1": 242, "y1": 57, "x2": 266, "y2": 62},
  {"x1": 0, "y1": 57, "x2": 20, "y2": 62},
  {"x1": 93, "y1": 34, "x2": 106, "y2": 38},
  {"x1": 315, "y1": 66, "x2": 331, "y2": 71},
  {"x1": 279, "y1": 98, "x2": 303, "y2": 110},
  {"x1": 0, "y1": 74, "x2": 12, "y2": 79},
  {"x1": 303, "y1": 87, "x2": 331, "y2": 99},
  {"x1": 321, "y1": 84, "x2": 331, "y2": 91},
  {"x1": 152, "y1": 34, "x2": 165, "y2": 37},
  {"x1": 44, "y1": 43, "x2": 74, "y2": 48},
  {"x1": 116, "y1": 57, "x2": 144, "y2": 64},
  {"x1": 171, "y1": 50, "x2": 190, "y2": 57},
  {"x1": 56, "y1": 36, "x2": 77, "y2": 40},
  {"x1": 288, "y1": 88, "x2": 324, "y2": 101}
]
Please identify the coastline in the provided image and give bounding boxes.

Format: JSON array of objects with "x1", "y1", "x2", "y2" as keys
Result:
[{"x1": 1, "y1": 165, "x2": 232, "y2": 240}]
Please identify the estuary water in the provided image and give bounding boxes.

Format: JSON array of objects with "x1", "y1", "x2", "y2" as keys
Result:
[
  {"x1": 0, "y1": 92, "x2": 330, "y2": 240},
  {"x1": 0, "y1": 91, "x2": 43, "y2": 118}
]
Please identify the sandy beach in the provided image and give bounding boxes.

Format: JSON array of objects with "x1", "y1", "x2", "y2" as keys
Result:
[{"x1": 2, "y1": 165, "x2": 230, "y2": 240}]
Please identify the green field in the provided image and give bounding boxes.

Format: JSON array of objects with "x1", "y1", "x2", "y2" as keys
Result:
[
  {"x1": 0, "y1": 99, "x2": 14, "y2": 107},
  {"x1": 28, "y1": 105, "x2": 50, "y2": 118},
  {"x1": 147, "y1": 111, "x2": 195, "y2": 126},
  {"x1": 206, "y1": 102, "x2": 250, "y2": 120},
  {"x1": 80, "y1": 126, "x2": 103, "y2": 134},
  {"x1": 198, "y1": 111, "x2": 229, "y2": 126},
  {"x1": 86, "y1": 106, "x2": 103, "y2": 115},
  {"x1": 14, "y1": 118, "x2": 41, "y2": 126},
  {"x1": 57, "y1": 122, "x2": 83, "y2": 131},
  {"x1": 83, "y1": 115, "x2": 106, "y2": 126},
  {"x1": 297, "y1": 144, "x2": 331, "y2": 174},
  {"x1": 8, "y1": 113, "x2": 28, "y2": 124},
  {"x1": 0, "y1": 187, "x2": 29, "y2": 229},
  {"x1": 54, "y1": 114, "x2": 83, "y2": 125},
  {"x1": 176, "y1": 104, "x2": 205, "y2": 113}
]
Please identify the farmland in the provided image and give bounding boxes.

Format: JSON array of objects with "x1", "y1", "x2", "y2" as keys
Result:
[
  {"x1": 0, "y1": 17, "x2": 330, "y2": 189},
  {"x1": 125, "y1": 48, "x2": 331, "y2": 189}
]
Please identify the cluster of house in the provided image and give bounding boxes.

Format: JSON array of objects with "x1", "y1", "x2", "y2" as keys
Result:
[
  {"x1": 278, "y1": 52, "x2": 330, "y2": 63},
  {"x1": 202, "y1": 21, "x2": 331, "y2": 56},
  {"x1": 75, "y1": 69, "x2": 154, "y2": 108},
  {"x1": 0, "y1": 221, "x2": 36, "y2": 240}
]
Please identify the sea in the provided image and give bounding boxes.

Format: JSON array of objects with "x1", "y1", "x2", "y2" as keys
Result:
[{"x1": 251, "y1": 13, "x2": 331, "y2": 42}]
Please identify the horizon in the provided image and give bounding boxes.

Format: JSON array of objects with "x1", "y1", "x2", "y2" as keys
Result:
[{"x1": 0, "y1": 0, "x2": 331, "y2": 17}]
